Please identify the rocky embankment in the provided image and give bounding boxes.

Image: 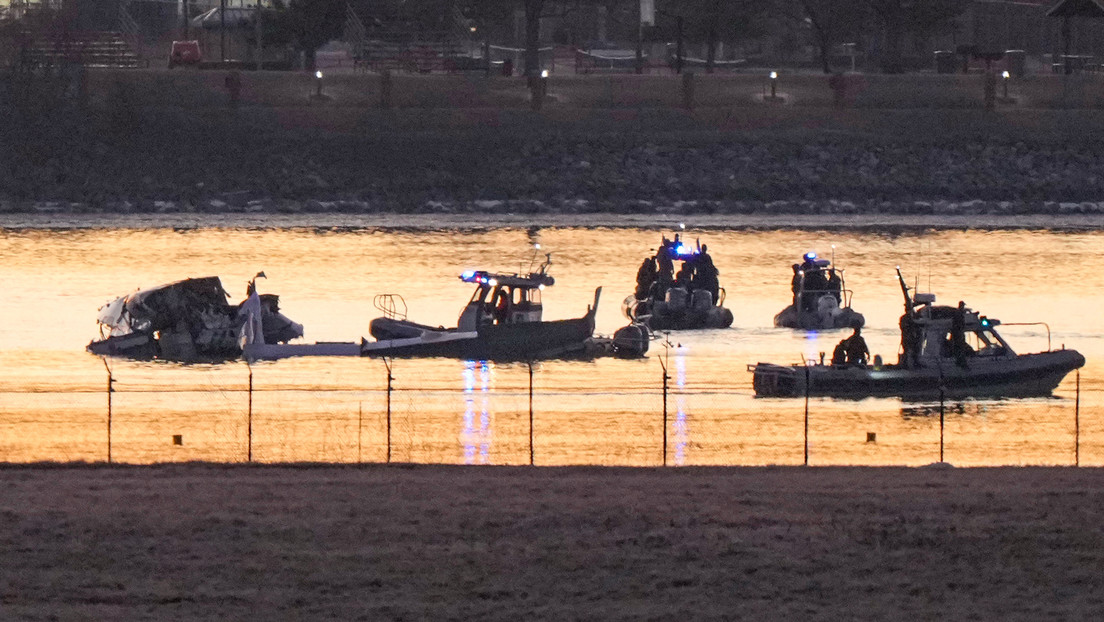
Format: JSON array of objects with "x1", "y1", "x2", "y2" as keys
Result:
[{"x1": 4, "y1": 121, "x2": 1104, "y2": 215}]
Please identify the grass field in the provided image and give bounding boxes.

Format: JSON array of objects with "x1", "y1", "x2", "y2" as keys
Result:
[{"x1": 2, "y1": 464, "x2": 1104, "y2": 620}]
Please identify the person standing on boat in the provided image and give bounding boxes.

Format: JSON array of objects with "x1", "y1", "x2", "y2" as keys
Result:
[
  {"x1": 951, "y1": 300, "x2": 969, "y2": 369},
  {"x1": 635, "y1": 256, "x2": 657, "y2": 300},
  {"x1": 695, "y1": 245, "x2": 720, "y2": 304},
  {"x1": 655, "y1": 245, "x2": 675, "y2": 299},
  {"x1": 900, "y1": 313, "x2": 922, "y2": 369},
  {"x1": 827, "y1": 268, "x2": 842, "y2": 304}
]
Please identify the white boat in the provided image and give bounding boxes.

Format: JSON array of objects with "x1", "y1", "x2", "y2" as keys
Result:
[
  {"x1": 243, "y1": 256, "x2": 648, "y2": 361},
  {"x1": 750, "y1": 269, "x2": 1084, "y2": 399}
]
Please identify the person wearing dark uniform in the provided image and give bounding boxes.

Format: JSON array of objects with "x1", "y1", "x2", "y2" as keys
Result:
[
  {"x1": 899, "y1": 313, "x2": 922, "y2": 368},
  {"x1": 827, "y1": 269, "x2": 842, "y2": 304},
  {"x1": 655, "y1": 248, "x2": 674, "y2": 299},
  {"x1": 690, "y1": 244, "x2": 719, "y2": 303},
  {"x1": 951, "y1": 300, "x2": 969, "y2": 369},
  {"x1": 834, "y1": 326, "x2": 869, "y2": 367},
  {"x1": 635, "y1": 257, "x2": 657, "y2": 300}
]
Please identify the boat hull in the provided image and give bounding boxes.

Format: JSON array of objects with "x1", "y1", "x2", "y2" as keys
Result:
[
  {"x1": 751, "y1": 350, "x2": 1086, "y2": 399},
  {"x1": 622, "y1": 294, "x2": 733, "y2": 331},
  {"x1": 773, "y1": 304, "x2": 865, "y2": 330},
  {"x1": 362, "y1": 315, "x2": 596, "y2": 361}
]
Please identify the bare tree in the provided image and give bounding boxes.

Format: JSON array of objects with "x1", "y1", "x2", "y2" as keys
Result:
[
  {"x1": 658, "y1": 0, "x2": 770, "y2": 73},
  {"x1": 866, "y1": 0, "x2": 966, "y2": 73},
  {"x1": 786, "y1": 0, "x2": 868, "y2": 74}
]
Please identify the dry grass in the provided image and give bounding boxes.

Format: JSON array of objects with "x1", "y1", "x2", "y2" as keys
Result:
[{"x1": 1, "y1": 464, "x2": 1103, "y2": 620}]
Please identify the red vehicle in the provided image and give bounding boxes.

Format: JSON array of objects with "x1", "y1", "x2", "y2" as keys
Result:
[{"x1": 169, "y1": 40, "x2": 202, "y2": 68}]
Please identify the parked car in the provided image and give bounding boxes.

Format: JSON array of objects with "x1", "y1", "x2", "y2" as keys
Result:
[{"x1": 169, "y1": 41, "x2": 202, "y2": 68}]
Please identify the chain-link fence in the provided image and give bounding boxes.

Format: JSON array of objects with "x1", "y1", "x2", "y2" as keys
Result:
[{"x1": 0, "y1": 357, "x2": 1095, "y2": 467}]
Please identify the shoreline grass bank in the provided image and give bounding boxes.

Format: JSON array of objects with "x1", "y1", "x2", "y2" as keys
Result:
[{"x1": 2, "y1": 463, "x2": 1103, "y2": 619}]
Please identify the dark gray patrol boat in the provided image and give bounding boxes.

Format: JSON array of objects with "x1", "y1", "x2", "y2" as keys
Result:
[{"x1": 750, "y1": 268, "x2": 1084, "y2": 399}]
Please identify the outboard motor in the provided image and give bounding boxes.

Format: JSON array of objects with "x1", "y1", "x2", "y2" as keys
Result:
[
  {"x1": 816, "y1": 295, "x2": 841, "y2": 327},
  {"x1": 665, "y1": 288, "x2": 688, "y2": 313},
  {"x1": 612, "y1": 323, "x2": 650, "y2": 357},
  {"x1": 691, "y1": 289, "x2": 713, "y2": 311}
]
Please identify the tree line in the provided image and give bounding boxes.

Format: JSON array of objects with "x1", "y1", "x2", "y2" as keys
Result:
[{"x1": 274, "y1": 0, "x2": 970, "y2": 74}]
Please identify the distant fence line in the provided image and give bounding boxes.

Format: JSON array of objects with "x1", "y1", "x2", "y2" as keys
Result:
[{"x1": 0, "y1": 359, "x2": 1093, "y2": 468}]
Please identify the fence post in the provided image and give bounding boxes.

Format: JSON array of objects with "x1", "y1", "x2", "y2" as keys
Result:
[
  {"x1": 1076, "y1": 370, "x2": 1081, "y2": 467},
  {"x1": 660, "y1": 336, "x2": 670, "y2": 467},
  {"x1": 247, "y1": 365, "x2": 253, "y2": 463},
  {"x1": 385, "y1": 357, "x2": 393, "y2": 463},
  {"x1": 939, "y1": 387, "x2": 946, "y2": 464},
  {"x1": 803, "y1": 364, "x2": 809, "y2": 466},
  {"x1": 528, "y1": 361, "x2": 534, "y2": 466},
  {"x1": 103, "y1": 358, "x2": 113, "y2": 464}
]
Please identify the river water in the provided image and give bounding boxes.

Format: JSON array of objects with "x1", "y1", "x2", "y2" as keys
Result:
[{"x1": 1, "y1": 217, "x2": 1101, "y2": 466}]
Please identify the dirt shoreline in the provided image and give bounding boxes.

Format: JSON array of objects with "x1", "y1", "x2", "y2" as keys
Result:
[{"x1": 3, "y1": 463, "x2": 1103, "y2": 620}]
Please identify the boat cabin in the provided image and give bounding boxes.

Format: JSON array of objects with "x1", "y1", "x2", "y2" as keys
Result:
[
  {"x1": 904, "y1": 292, "x2": 1015, "y2": 367},
  {"x1": 457, "y1": 270, "x2": 553, "y2": 331}
]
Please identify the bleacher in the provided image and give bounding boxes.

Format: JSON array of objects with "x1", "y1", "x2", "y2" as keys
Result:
[
  {"x1": 21, "y1": 30, "x2": 141, "y2": 68},
  {"x1": 355, "y1": 38, "x2": 466, "y2": 73}
]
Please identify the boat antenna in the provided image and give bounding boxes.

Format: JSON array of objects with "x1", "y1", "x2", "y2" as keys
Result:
[
  {"x1": 526, "y1": 244, "x2": 543, "y2": 274},
  {"x1": 831, "y1": 244, "x2": 836, "y2": 267},
  {"x1": 926, "y1": 239, "x2": 932, "y2": 293}
]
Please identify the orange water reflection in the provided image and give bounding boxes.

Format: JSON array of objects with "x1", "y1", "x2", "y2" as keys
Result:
[{"x1": 0, "y1": 226, "x2": 1101, "y2": 466}]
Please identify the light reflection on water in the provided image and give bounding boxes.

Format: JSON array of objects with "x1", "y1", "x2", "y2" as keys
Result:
[{"x1": 0, "y1": 224, "x2": 1102, "y2": 466}]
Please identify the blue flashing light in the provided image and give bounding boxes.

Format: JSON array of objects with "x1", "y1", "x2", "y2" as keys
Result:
[
  {"x1": 804, "y1": 251, "x2": 817, "y2": 262},
  {"x1": 673, "y1": 244, "x2": 697, "y2": 259},
  {"x1": 980, "y1": 317, "x2": 990, "y2": 327},
  {"x1": 461, "y1": 270, "x2": 476, "y2": 280}
]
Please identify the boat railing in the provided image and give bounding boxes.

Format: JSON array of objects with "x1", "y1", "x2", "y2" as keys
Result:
[
  {"x1": 373, "y1": 294, "x2": 408, "y2": 321},
  {"x1": 999, "y1": 322, "x2": 1052, "y2": 351}
]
